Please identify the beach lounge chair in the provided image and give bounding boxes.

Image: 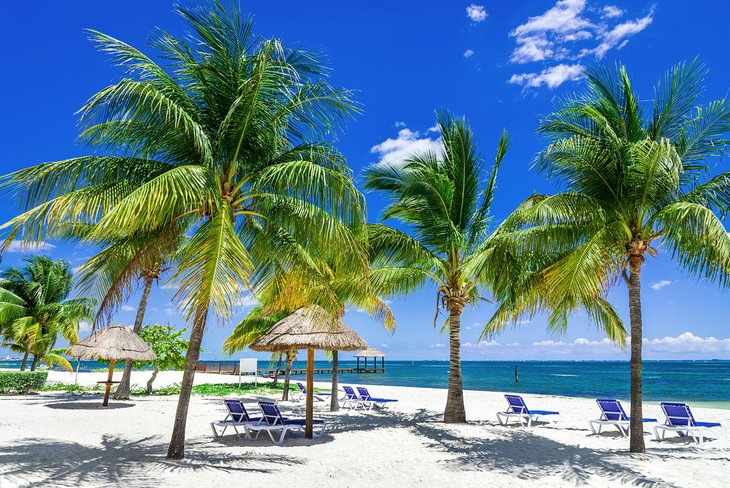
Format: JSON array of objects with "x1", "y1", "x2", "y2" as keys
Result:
[
  {"x1": 245, "y1": 400, "x2": 326, "y2": 445},
  {"x1": 356, "y1": 386, "x2": 398, "y2": 410},
  {"x1": 295, "y1": 382, "x2": 332, "y2": 402},
  {"x1": 210, "y1": 399, "x2": 263, "y2": 439},
  {"x1": 341, "y1": 385, "x2": 368, "y2": 409},
  {"x1": 588, "y1": 399, "x2": 657, "y2": 436},
  {"x1": 496, "y1": 394, "x2": 559, "y2": 427},
  {"x1": 653, "y1": 402, "x2": 724, "y2": 444}
]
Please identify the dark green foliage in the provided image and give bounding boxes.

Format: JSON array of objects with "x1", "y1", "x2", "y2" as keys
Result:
[{"x1": 0, "y1": 371, "x2": 48, "y2": 394}]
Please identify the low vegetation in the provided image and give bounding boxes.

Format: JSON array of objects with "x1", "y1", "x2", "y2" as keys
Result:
[
  {"x1": 0, "y1": 371, "x2": 48, "y2": 395},
  {"x1": 40, "y1": 381, "x2": 322, "y2": 397}
]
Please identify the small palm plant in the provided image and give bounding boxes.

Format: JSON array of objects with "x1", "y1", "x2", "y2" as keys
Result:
[
  {"x1": 484, "y1": 61, "x2": 730, "y2": 452},
  {"x1": 365, "y1": 112, "x2": 509, "y2": 422},
  {"x1": 0, "y1": 256, "x2": 94, "y2": 371}
]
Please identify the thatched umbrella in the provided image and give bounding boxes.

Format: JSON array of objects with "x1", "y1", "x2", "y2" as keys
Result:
[
  {"x1": 249, "y1": 305, "x2": 367, "y2": 438},
  {"x1": 67, "y1": 325, "x2": 156, "y2": 406},
  {"x1": 354, "y1": 347, "x2": 387, "y2": 372}
]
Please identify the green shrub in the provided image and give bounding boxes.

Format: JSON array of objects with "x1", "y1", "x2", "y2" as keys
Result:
[{"x1": 0, "y1": 371, "x2": 48, "y2": 395}]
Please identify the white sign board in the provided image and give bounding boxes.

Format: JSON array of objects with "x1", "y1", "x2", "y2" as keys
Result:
[{"x1": 238, "y1": 358, "x2": 258, "y2": 386}]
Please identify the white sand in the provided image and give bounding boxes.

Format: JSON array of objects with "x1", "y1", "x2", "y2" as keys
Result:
[{"x1": 0, "y1": 370, "x2": 728, "y2": 487}]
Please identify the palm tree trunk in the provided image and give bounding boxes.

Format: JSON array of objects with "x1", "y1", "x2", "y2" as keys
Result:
[
  {"x1": 115, "y1": 275, "x2": 154, "y2": 400},
  {"x1": 330, "y1": 350, "x2": 339, "y2": 412},
  {"x1": 167, "y1": 308, "x2": 207, "y2": 459},
  {"x1": 20, "y1": 349, "x2": 29, "y2": 371},
  {"x1": 282, "y1": 351, "x2": 294, "y2": 401},
  {"x1": 30, "y1": 355, "x2": 40, "y2": 371},
  {"x1": 628, "y1": 260, "x2": 645, "y2": 453},
  {"x1": 147, "y1": 365, "x2": 160, "y2": 394},
  {"x1": 444, "y1": 304, "x2": 466, "y2": 423},
  {"x1": 272, "y1": 355, "x2": 282, "y2": 387}
]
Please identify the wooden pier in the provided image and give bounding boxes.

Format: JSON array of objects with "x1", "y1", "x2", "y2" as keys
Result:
[{"x1": 195, "y1": 363, "x2": 384, "y2": 375}]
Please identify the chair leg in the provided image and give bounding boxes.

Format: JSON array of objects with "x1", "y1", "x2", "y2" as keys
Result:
[{"x1": 276, "y1": 428, "x2": 288, "y2": 445}]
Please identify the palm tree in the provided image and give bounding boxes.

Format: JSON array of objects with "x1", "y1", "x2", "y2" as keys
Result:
[
  {"x1": 484, "y1": 61, "x2": 730, "y2": 452},
  {"x1": 0, "y1": 3, "x2": 362, "y2": 459},
  {"x1": 364, "y1": 112, "x2": 509, "y2": 422},
  {"x1": 74, "y1": 224, "x2": 183, "y2": 399},
  {"x1": 0, "y1": 256, "x2": 94, "y2": 370},
  {"x1": 224, "y1": 251, "x2": 396, "y2": 411}
]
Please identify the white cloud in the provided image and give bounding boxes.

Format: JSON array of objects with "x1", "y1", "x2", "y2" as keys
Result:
[
  {"x1": 121, "y1": 305, "x2": 135, "y2": 312},
  {"x1": 394, "y1": 121, "x2": 407, "y2": 128},
  {"x1": 370, "y1": 127, "x2": 442, "y2": 165},
  {"x1": 78, "y1": 320, "x2": 92, "y2": 332},
  {"x1": 508, "y1": 63, "x2": 584, "y2": 89},
  {"x1": 512, "y1": 0, "x2": 592, "y2": 39},
  {"x1": 507, "y1": 1, "x2": 654, "y2": 87},
  {"x1": 164, "y1": 307, "x2": 176, "y2": 317},
  {"x1": 651, "y1": 280, "x2": 672, "y2": 291},
  {"x1": 430, "y1": 343, "x2": 446, "y2": 349},
  {"x1": 592, "y1": 10, "x2": 654, "y2": 58},
  {"x1": 509, "y1": 36, "x2": 554, "y2": 63},
  {"x1": 4, "y1": 241, "x2": 56, "y2": 253},
  {"x1": 601, "y1": 5, "x2": 623, "y2": 19},
  {"x1": 234, "y1": 294, "x2": 258, "y2": 308},
  {"x1": 463, "y1": 49, "x2": 475, "y2": 58},
  {"x1": 643, "y1": 332, "x2": 730, "y2": 354},
  {"x1": 380, "y1": 343, "x2": 389, "y2": 349},
  {"x1": 466, "y1": 4, "x2": 487, "y2": 22}
]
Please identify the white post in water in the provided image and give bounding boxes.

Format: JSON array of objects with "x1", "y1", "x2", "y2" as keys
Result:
[{"x1": 239, "y1": 358, "x2": 258, "y2": 387}]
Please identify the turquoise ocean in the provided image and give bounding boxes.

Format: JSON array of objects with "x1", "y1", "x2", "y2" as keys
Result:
[{"x1": 4, "y1": 359, "x2": 729, "y2": 408}]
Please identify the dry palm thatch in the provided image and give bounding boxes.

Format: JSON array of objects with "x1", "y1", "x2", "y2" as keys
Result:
[
  {"x1": 248, "y1": 305, "x2": 367, "y2": 439},
  {"x1": 248, "y1": 305, "x2": 367, "y2": 353},
  {"x1": 354, "y1": 348, "x2": 386, "y2": 358},
  {"x1": 67, "y1": 325, "x2": 156, "y2": 361}
]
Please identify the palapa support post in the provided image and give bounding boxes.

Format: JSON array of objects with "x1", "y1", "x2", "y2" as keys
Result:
[
  {"x1": 305, "y1": 348, "x2": 315, "y2": 438},
  {"x1": 103, "y1": 359, "x2": 116, "y2": 407}
]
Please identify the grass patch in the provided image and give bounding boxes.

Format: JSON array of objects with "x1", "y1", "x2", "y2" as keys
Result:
[{"x1": 40, "y1": 381, "x2": 325, "y2": 397}]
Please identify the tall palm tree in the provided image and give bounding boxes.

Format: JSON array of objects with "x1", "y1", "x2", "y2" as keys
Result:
[
  {"x1": 0, "y1": 256, "x2": 94, "y2": 370},
  {"x1": 73, "y1": 224, "x2": 183, "y2": 399},
  {"x1": 224, "y1": 249, "x2": 396, "y2": 411},
  {"x1": 364, "y1": 112, "x2": 509, "y2": 422},
  {"x1": 484, "y1": 61, "x2": 730, "y2": 452},
  {"x1": 0, "y1": 3, "x2": 362, "y2": 459}
]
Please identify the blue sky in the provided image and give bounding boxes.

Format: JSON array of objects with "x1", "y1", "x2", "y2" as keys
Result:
[{"x1": 2, "y1": 0, "x2": 730, "y2": 361}]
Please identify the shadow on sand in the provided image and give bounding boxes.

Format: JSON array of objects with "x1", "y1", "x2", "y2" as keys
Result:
[
  {"x1": 0, "y1": 435, "x2": 302, "y2": 487},
  {"x1": 45, "y1": 401, "x2": 136, "y2": 410}
]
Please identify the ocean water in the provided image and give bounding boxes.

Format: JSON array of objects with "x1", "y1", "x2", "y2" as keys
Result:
[{"x1": 4, "y1": 359, "x2": 729, "y2": 408}]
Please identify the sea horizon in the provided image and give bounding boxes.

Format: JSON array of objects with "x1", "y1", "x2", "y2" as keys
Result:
[{"x1": 9, "y1": 358, "x2": 729, "y2": 408}]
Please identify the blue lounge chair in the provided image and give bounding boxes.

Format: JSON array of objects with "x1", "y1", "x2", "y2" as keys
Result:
[
  {"x1": 588, "y1": 399, "x2": 657, "y2": 436},
  {"x1": 654, "y1": 402, "x2": 724, "y2": 444},
  {"x1": 341, "y1": 385, "x2": 368, "y2": 409},
  {"x1": 296, "y1": 382, "x2": 331, "y2": 402},
  {"x1": 497, "y1": 394, "x2": 559, "y2": 427},
  {"x1": 246, "y1": 400, "x2": 326, "y2": 445},
  {"x1": 356, "y1": 387, "x2": 398, "y2": 410},
  {"x1": 210, "y1": 399, "x2": 263, "y2": 438}
]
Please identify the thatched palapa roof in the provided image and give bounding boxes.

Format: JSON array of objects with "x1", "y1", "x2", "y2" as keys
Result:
[
  {"x1": 249, "y1": 305, "x2": 367, "y2": 352},
  {"x1": 66, "y1": 325, "x2": 156, "y2": 361},
  {"x1": 354, "y1": 347, "x2": 386, "y2": 358}
]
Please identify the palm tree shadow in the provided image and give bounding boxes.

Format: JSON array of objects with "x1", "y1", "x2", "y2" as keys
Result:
[
  {"x1": 401, "y1": 409, "x2": 685, "y2": 487},
  {"x1": 324, "y1": 408, "x2": 705, "y2": 488},
  {"x1": 0, "y1": 435, "x2": 301, "y2": 487},
  {"x1": 45, "y1": 401, "x2": 136, "y2": 410}
]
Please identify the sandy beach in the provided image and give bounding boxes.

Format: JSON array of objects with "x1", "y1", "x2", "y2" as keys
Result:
[{"x1": 0, "y1": 371, "x2": 727, "y2": 487}]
